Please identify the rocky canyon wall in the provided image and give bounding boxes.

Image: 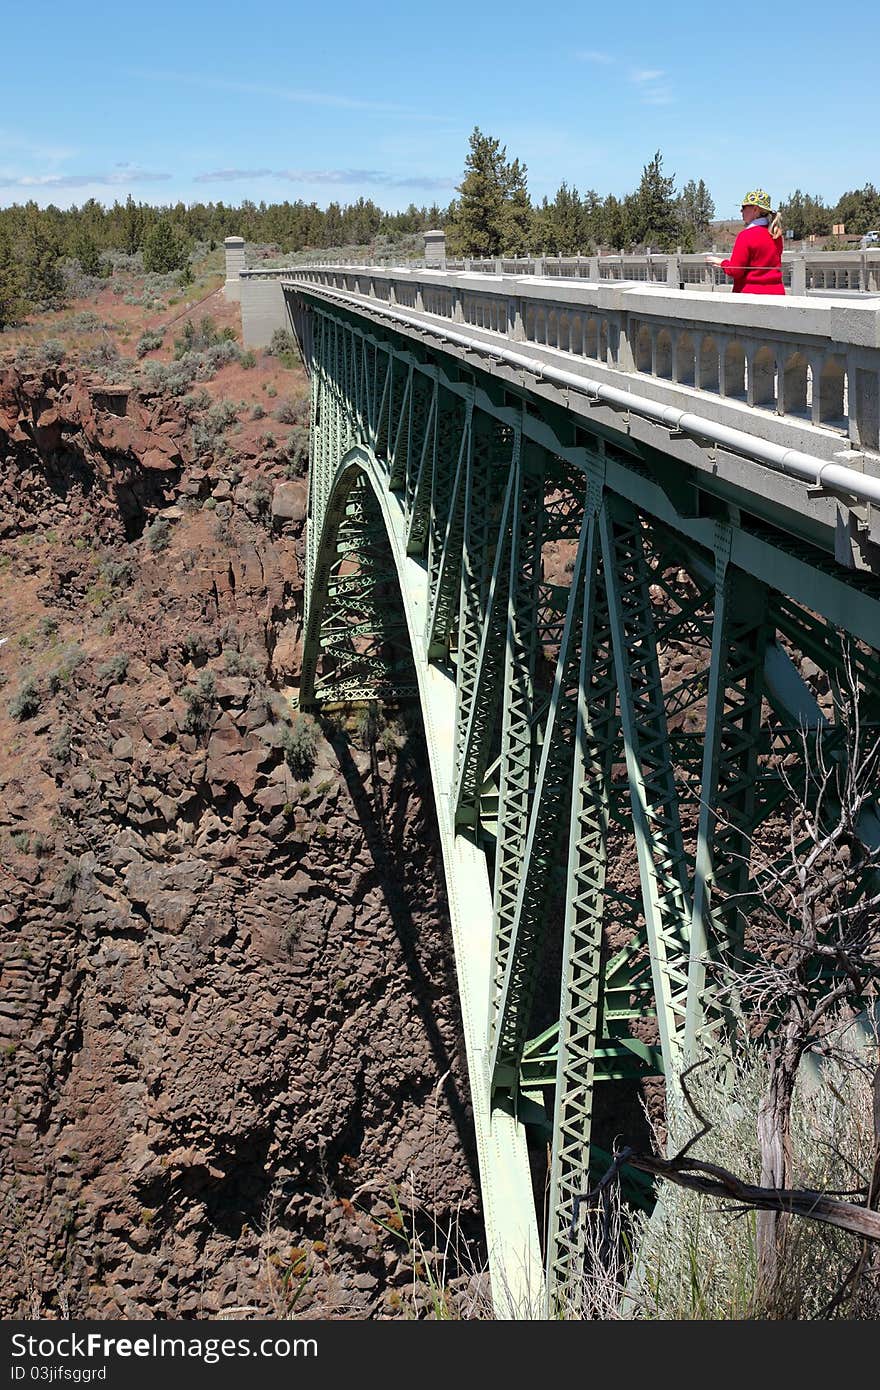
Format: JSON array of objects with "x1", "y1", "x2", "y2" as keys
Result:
[{"x1": 0, "y1": 365, "x2": 484, "y2": 1319}]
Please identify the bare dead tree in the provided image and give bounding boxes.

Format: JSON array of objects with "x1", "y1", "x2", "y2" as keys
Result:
[{"x1": 724, "y1": 645, "x2": 880, "y2": 1298}]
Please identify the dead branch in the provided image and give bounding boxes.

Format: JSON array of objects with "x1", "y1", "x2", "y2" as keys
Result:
[{"x1": 571, "y1": 1148, "x2": 880, "y2": 1245}]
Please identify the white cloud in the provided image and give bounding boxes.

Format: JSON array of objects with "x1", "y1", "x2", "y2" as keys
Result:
[
  {"x1": 194, "y1": 168, "x2": 453, "y2": 190},
  {"x1": 125, "y1": 68, "x2": 447, "y2": 121},
  {"x1": 628, "y1": 67, "x2": 674, "y2": 105},
  {"x1": 575, "y1": 49, "x2": 614, "y2": 64},
  {"x1": 0, "y1": 167, "x2": 170, "y2": 189}
]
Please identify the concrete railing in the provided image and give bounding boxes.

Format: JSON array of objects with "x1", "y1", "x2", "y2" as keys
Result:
[
  {"x1": 442, "y1": 251, "x2": 880, "y2": 295},
  {"x1": 225, "y1": 236, "x2": 880, "y2": 299},
  {"x1": 273, "y1": 263, "x2": 880, "y2": 460}
]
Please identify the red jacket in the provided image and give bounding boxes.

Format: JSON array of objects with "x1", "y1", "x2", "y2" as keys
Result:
[{"x1": 721, "y1": 224, "x2": 784, "y2": 294}]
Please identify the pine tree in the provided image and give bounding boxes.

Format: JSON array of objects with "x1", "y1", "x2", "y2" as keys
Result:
[
  {"x1": 600, "y1": 194, "x2": 627, "y2": 250},
  {"x1": 833, "y1": 184, "x2": 880, "y2": 236},
  {"x1": 541, "y1": 182, "x2": 589, "y2": 255},
  {"x1": 778, "y1": 190, "x2": 832, "y2": 240},
  {"x1": 678, "y1": 178, "x2": 715, "y2": 249},
  {"x1": 501, "y1": 157, "x2": 533, "y2": 256},
  {"x1": 447, "y1": 128, "x2": 508, "y2": 257}
]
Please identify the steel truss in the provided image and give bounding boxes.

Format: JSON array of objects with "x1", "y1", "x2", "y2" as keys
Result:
[{"x1": 294, "y1": 295, "x2": 880, "y2": 1312}]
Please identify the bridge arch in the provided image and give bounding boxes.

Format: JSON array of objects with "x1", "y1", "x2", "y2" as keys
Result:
[{"x1": 301, "y1": 441, "x2": 544, "y2": 1313}]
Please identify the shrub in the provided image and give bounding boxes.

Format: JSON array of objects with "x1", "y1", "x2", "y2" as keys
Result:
[
  {"x1": 99, "y1": 654, "x2": 129, "y2": 683},
  {"x1": 267, "y1": 327, "x2": 296, "y2": 357},
  {"x1": 8, "y1": 679, "x2": 40, "y2": 721},
  {"x1": 274, "y1": 393, "x2": 309, "y2": 425},
  {"x1": 145, "y1": 516, "x2": 171, "y2": 552},
  {"x1": 266, "y1": 328, "x2": 299, "y2": 366},
  {"x1": 39, "y1": 339, "x2": 66, "y2": 365},
  {"x1": 250, "y1": 402, "x2": 266, "y2": 421},
  {"x1": 136, "y1": 328, "x2": 164, "y2": 358},
  {"x1": 65, "y1": 310, "x2": 102, "y2": 333},
  {"x1": 46, "y1": 645, "x2": 85, "y2": 693},
  {"x1": 173, "y1": 316, "x2": 236, "y2": 359},
  {"x1": 99, "y1": 558, "x2": 133, "y2": 588},
  {"x1": 380, "y1": 722, "x2": 402, "y2": 755},
  {"x1": 355, "y1": 703, "x2": 381, "y2": 747},
  {"x1": 191, "y1": 399, "x2": 238, "y2": 457},
  {"x1": 51, "y1": 724, "x2": 72, "y2": 762},
  {"x1": 240, "y1": 349, "x2": 256, "y2": 369},
  {"x1": 284, "y1": 425, "x2": 309, "y2": 477},
  {"x1": 248, "y1": 479, "x2": 272, "y2": 525},
  {"x1": 182, "y1": 669, "x2": 217, "y2": 736},
  {"x1": 179, "y1": 388, "x2": 212, "y2": 421},
  {"x1": 223, "y1": 648, "x2": 257, "y2": 676},
  {"x1": 181, "y1": 632, "x2": 210, "y2": 664},
  {"x1": 141, "y1": 359, "x2": 196, "y2": 396},
  {"x1": 281, "y1": 714, "x2": 318, "y2": 778},
  {"x1": 80, "y1": 339, "x2": 120, "y2": 372}
]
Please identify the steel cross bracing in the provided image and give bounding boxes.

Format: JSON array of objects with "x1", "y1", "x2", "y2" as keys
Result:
[{"x1": 293, "y1": 293, "x2": 880, "y2": 1313}]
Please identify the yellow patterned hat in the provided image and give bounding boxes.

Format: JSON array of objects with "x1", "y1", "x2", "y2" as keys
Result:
[{"x1": 742, "y1": 189, "x2": 773, "y2": 212}]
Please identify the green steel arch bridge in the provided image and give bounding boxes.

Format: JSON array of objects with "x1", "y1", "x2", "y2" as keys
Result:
[{"x1": 258, "y1": 261, "x2": 880, "y2": 1314}]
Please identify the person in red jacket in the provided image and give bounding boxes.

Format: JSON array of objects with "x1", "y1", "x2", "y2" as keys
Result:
[{"x1": 707, "y1": 189, "x2": 785, "y2": 295}]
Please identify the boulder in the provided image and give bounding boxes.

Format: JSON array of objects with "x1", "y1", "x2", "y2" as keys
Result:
[{"x1": 271, "y1": 481, "x2": 307, "y2": 525}]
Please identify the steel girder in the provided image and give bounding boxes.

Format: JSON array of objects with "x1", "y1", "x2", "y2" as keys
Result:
[{"x1": 296, "y1": 297, "x2": 880, "y2": 1313}]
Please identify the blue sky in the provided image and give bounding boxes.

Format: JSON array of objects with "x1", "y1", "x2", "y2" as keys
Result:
[{"x1": 1, "y1": 0, "x2": 876, "y2": 220}]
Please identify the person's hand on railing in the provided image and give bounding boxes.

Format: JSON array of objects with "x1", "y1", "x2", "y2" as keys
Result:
[{"x1": 704, "y1": 255, "x2": 724, "y2": 267}]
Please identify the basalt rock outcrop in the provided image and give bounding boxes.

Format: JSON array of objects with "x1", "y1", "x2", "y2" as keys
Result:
[
  {"x1": 0, "y1": 367, "x2": 483, "y2": 1319},
  {"x1": 1, "y1": 365, "x2": 184, "y2": 543}
]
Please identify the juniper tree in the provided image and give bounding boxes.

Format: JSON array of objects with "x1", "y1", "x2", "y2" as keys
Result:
[
  {"x1": 142, "y1": 218, "x2": 190, "y2": 274},
  {"x1": 632, "y1": 150, "x2": 680, "y2": 250}
]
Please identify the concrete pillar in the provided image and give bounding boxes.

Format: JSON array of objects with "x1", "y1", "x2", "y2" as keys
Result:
[
  {"x1": 617, "y1": 316, "x2": 636, "y2": 373},
  {"x1": 424, "y1": 229, "x2": 447, "y2": 270},
  {"x1": 589, "y1": 255, "x2": 600, "y2": 281},
  {"x1": 790, "y1": 254, "x2": 807, "y2": 296},
  {"x1": 223, "y1": 236, "x2": 245, "y2": 302}
]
